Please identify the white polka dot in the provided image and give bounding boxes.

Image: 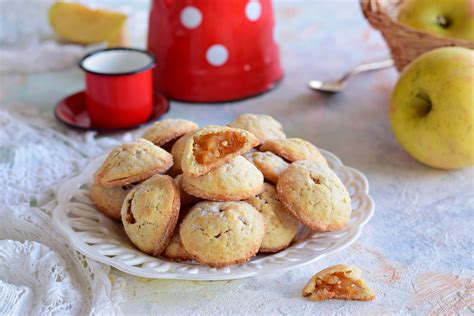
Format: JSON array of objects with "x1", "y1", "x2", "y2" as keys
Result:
[
  {"x1": 244, "y1": 64, "x2": 251, "y2": 72},
  {"x1": 245, "y1": 0, "x2": 262, "y2": 22},
  {"x1": 206, "y1": 44, "x2": 228, "y2": 66},
  {"x1": 180, "y1": 6, "x2": 202, "y2": 29}
]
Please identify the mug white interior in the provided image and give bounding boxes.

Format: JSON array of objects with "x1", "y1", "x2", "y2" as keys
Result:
[{"x1": 80, "y1": 48, "x2": 155, "y2": 75}]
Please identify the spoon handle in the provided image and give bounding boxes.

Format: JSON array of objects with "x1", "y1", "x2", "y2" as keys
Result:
[
  {"x1": 337, "y1": 59, "x2": 394, "y2": 85},
  {"x1": 350, "y1": 59, "x2": 394, "y2": 75}
]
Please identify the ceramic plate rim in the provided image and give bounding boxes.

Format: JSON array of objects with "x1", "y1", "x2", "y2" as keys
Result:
[{"x1": 52, "y1": 148, "x2": 374, "y2": 280}]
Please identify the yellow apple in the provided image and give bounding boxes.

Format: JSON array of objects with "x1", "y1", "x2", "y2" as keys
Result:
[
  {"x1": 389, "y1": 47, "x2": 474, "y2": 169},
  {"x1": 397, "y1": 0, "x2": 474, "y2": 42}
]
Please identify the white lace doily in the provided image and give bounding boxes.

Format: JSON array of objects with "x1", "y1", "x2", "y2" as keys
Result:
[
  {"x1": 0, "y1": 107, "x2": 135, "y2": 315},
  {"x1": 0, "y1": 240, "x2": 82, "y2": 315}
]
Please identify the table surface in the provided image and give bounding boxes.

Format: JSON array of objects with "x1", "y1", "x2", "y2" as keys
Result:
[{"x1": 1, "y1": 1, "x2": 472, "y2": 315}]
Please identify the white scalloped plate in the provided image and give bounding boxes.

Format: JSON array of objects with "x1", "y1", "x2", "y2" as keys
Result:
[{"x1": 52, "y1": 149, "x2": 374, "y2": 280}]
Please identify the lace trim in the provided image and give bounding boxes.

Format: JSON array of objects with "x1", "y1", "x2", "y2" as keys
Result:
[{"x1": 0, "y1": 107, "x2": 132, "y2": 315}]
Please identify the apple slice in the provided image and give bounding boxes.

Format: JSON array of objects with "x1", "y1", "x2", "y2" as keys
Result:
[
  {"x1": 49, "y1": 2, "x2": 128, "y2": 47},
  {"x1": 181, "y1": 125, "x2": 259, "y2": 177}
]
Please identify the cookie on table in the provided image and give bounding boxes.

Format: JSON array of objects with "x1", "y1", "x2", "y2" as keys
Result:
[
  {"x1": 94, "y1": 139, "x2": 173, "y2": 187},
  {"x1": 260, "y1": 138, "x2": 328, "y2": 167},
  {"x1": 245, "y1": 151, "x2": 289, "y2": 184},
  {"x1": 142, "y1": 119, "x2": 198, "y2": 148},
  {"x1": 179, "y1": 201, "x2": 266, "y2": 267},
  {"x1": 89, "y1": 182, "x2": 134, "y2": 220},
  {"x1": 121, "y1": 174, "x2": 180, "y2": 256},
  {"x1": 174, "y1": 174, "x2": 201, "y2": 206},
  {"x1": 162, "y1": 207, "x2": 192, "y2": 262},
  {"x1": 168, "y1": 133, "x2": 192, "y2": 176},
  {"x1": 182, "y1": 156, "x2": 264, "y2": 201},
  {"x1": 181, "y1": 125, "x2": 259, "y2": 177},
  {"x1": 276, "y1": 160, "x2": 351, "y2": 231},
  {"x1": 246, "y1": 183, "x2": 299, "y2": 252},
  {"x1": 302, "y1": 264, "x2": 376, "y2": 301},
  {"x1": 228, "y1": 113, "x2": 286, "y2": 143}
]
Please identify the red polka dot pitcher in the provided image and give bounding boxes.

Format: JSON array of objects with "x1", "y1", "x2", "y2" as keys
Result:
[{"x1": 147, "y1": 0, "x2": 283, "y2": 102}]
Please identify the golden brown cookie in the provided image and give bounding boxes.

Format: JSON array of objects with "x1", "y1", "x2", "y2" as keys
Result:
[
  {"x1": 168, "y1": 133, "x2": 192, "y2": 176},
  {"x1": 246, "y1": 183, "x2": 299, "y2": 252},
  {"x1": 228, "y1": 113, "x2": 286, "y2": 143},
  {"x1": 162, "y1": 230, "x2": 192, "y2": 262},
  {"x1": 302, "y1": 264, "x2": 376, "y2": 301},
  {"x1": 89, "y1": 182, "x2": 134, "y2": 220},
  {"x1": 121, "y1": 174, "x2": 180, "y2": 256},
  {"x1": 174, "y1": 174, "x2": 201, "y2": 206},
  {"x1": 94, "y1": 139, "x2": 173, "y2": 187},
  {"x1": 276, "y1": 160, "x2": 351, "y2": 231},
  {"x1": 179, "y1": 201, "x2": 266, "y2": 267},
  {"x1": 260, "y1": 138, "x2": 328, "y2": 167},
  {"x1": 182, "y1": 156, "x2": 264, "y2": 201},
  {"x1": 142, "y1": 119, "x2": 198, "y2": 147},
  {"x1": 181, "y1": 125, "x2": 259, "y2": 177},
  {"x1": 162, "y1": 208, "x2": 192, "y2": 262},
  {"x1": 245, "y1": 151, "x2": 289, "y2": 184}
]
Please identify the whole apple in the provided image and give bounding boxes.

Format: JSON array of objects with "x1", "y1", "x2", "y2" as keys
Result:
[
  {"x1": 389, "y1": 47, "x2": 474, "y2": 169},
  {"x1": 397, "y1": 0, "x2": 474, "y2": 42}
]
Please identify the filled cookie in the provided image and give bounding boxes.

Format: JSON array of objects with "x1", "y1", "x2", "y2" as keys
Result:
[
  {"x1": 277, "y1": 160, "x2": 351, "y2": 231},
  {"x1": 246, "y1": 183, "x2": 300, "y2": 252},
  {"x1": 94, "y1": 139, "x2": 173, "y2": 187},
  {"x1": 181, "y1": 125, "x2": 259, "y2": 177},
  {"x1": 245, "y1": 151, "x2": 289, "y2": 184},
  {"x1": 174, "y1": 174, "x2": 201, "y2": 206},
  {"x1": 121, "y1": 174, "x2": 180, "y2": 256},
  {"x1": 228, "y1": 113, "x2": 286, "y2": 143},
  {"x1": 168, "y1": 133, "x2": 192, "y2": 176},
  {"x1": 142, "y1": 119, "x2": 198, "y2": 148},
  {"x1": 260, "y1": 138, "x2": 328, "y2": 167},
  {"x1": 162, "y1": 230, "x2": 192, "y2": 262},
  {"x1": 302, "y1": 264, "x2": 375, "y2": 301},
  {"x1": 89, "y1": 182, "x2": 134, "y2": 220},
  {"x1": 162, "y1": 207, "x2": 192, "y2": 262},
  {"x1": 179, "y1": 201, "x2": 266, "y2": 267},
  {"x1": 182, "y1": 156, "x2": 264, "y2": 201}
]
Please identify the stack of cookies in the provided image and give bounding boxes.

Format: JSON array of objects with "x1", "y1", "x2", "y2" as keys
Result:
[{"x1": 90, "y1": 114, "x2": 352, "y2": 268}]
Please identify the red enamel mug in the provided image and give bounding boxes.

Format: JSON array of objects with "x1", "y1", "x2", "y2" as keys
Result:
[
  {"x1": 80, "y1": 48, "x2": 156, "y2": 129},
  {"x1": 147, "y1": 0, "x2": 283, "y2": 102}
]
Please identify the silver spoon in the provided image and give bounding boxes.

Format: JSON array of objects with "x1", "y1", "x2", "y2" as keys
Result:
[{"x1": 308, "y1": 59, "x2": 394, "y2": 93}]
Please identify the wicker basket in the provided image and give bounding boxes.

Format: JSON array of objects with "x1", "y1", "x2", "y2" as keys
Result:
[{"x1": 361, "y1": 0, "x2": 474, "y2": 71}]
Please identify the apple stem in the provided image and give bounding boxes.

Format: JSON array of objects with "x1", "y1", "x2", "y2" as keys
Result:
[
  {"x1": 437, "y1": 15, "x2": 450, "y2": 28},
  {"x1": 415, "y1": 92, "x2": 432, "y2": 117}
]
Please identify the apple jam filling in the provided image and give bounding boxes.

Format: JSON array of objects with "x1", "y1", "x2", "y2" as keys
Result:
[
  {"x1": 193, "y1": 132, "x2": 247, "y2": 165},
  {"x1": 306, "y1": 272, "x2": 364, "y2": 299},
  {"x1": 125, "y1": 192, "x2": 136, "y2": 224},
  {"x1": 126, "y1": 205, "x2": 136, "y2": 224}
]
